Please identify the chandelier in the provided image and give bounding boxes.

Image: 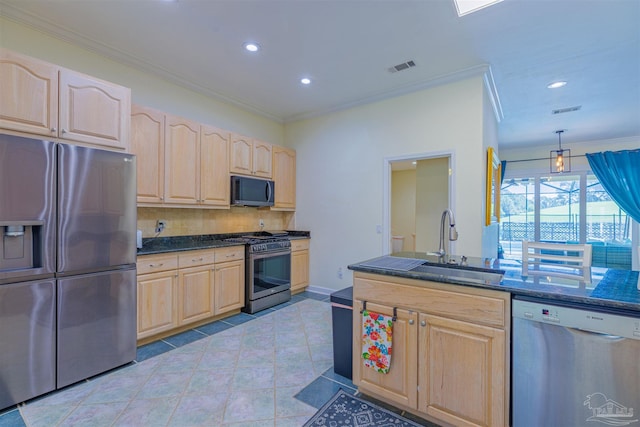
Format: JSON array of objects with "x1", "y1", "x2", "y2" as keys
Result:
[{"x1": 550, "y1": 130, "x2": 570, "y2": 173}]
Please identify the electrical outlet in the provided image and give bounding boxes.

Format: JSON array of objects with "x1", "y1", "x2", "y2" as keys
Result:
[
  {"x1": 337, "y1": 267, "x2": 343, "y2": 279},
  {"x1": 156, "y1": 220, "x2": 166, "y2": 233}
]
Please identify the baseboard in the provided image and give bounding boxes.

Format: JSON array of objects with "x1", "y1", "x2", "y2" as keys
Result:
[{"x1": 306, "y1": 285, "x2": 346, "y2": 295}]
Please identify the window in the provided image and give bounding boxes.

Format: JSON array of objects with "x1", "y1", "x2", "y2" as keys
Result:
[
  {"x1": 500, "y1": 177, "x2": 534, "y2": 257},
  {"x1": 539, "y1": 175, "x2": 580, "y2": 244},
  {"x1": 499, "y1": 172, "x2": 633, "y2": 270}
]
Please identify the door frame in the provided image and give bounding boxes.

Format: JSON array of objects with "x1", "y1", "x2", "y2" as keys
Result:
[{"x1": 383, "y1": 150, "x2": 456, "y2": 254}]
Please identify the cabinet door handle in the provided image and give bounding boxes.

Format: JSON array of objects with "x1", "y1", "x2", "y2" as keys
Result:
[
  {"x1": 193, "y1": 257, "x2": 204, "y2": 262},
  {"x1": 420, "y1": 320, "x2": 426, "y2": 327},
  {"x1": 51, "y1": 127, "x2": 57, "y2": 132},
  {"x1": 226, "y1": 253, "x2": 236, "y2": 258},
  {"x1": 409, "y1": 319, "x2": 414, "y2": 325},
  {"x1": 61, "y1": 129, "x2": 67, "y2": 134},
  {"x1": 149, "y1": 263, "x2": 164, "y2": 267}
]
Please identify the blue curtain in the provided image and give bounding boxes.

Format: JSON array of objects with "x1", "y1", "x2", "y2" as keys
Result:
[
  {"x1": 586, "y1": 149, "x2": 640, "y2": 223},
  {"x1": 500, "y1": 160, "x2": 507, "y2": 185}
]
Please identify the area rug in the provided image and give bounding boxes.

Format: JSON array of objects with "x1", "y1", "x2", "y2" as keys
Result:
[{"x1": 303, "y1": 389, "x2": 425, "y2": 426}]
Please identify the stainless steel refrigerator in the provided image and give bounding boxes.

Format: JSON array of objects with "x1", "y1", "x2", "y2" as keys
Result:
[{"x1": 0, "y1": 134, "x2": 137, "y2": 410}]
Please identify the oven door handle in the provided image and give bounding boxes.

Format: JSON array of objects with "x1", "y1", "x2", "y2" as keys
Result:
[{"x1": 251, "y1": 248, "x2": 291, "y2": 259}]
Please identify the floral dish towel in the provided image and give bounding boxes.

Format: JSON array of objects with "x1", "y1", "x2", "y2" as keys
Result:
[{"x1": 361, "y1": 309, "x2": 393, "y2": 374}]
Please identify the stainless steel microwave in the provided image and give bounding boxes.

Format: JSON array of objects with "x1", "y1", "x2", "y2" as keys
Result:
[{"x1": 230, "y1": 175, "x2": 275, "y2": 207}]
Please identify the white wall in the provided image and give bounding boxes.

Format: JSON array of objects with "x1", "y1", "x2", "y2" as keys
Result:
[
  {"x1": 481, "y1": 80, "x2": 501, "y2": 258},
  {"x1": 0, "y1": 17, "x2": 284, "y2": 145},
  {"x1": 286, "y1": 76, "x2": 491, "y2": 291}
]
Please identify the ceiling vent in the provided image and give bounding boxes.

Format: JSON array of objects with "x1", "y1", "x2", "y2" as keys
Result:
[
  {"x1": 552, "y1": 105, "x2": 582, "y2": 115},
  {"x1": 389, "y1": 60, "x2": 416, "y2": 73}
]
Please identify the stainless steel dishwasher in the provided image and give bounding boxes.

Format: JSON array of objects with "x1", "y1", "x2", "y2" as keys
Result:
[{"x1": 512, "y1": 297, "x2": 640, "y2": 427}]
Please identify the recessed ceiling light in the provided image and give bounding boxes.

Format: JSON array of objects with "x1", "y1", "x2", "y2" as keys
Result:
[
  {"x1": 300, "y1": 78, "x2": 311, "y2": 85},
  {"x1": 244, "y1": 42, "x2": 260, "y2": 52},
  {"x1": 547, "y1": 81, "x2": 567, "y2": 89}
]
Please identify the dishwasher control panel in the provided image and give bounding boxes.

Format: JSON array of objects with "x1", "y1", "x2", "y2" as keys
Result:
[{"x1": 513, "y1": 299, "x2": 640, "y2": 340}]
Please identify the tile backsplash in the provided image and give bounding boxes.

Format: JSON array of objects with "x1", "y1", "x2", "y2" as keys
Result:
[{"x1": 137, "y1": 207, "x2": 296, "y2": 237}]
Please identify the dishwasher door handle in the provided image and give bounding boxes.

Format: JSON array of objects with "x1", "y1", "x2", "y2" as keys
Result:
[{"x1": 570, "y1": 327, "x2": 625, "y2": 341}]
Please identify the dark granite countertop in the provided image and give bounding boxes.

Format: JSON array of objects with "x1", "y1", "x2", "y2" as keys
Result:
[
  {"x1": 348, "y1": 251, "x2": 640, "y2": 312},
  {"x1": 137, "y1": 230, "x2": 310, "y2": 255}
]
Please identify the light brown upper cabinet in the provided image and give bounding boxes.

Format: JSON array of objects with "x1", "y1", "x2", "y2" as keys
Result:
[
  {"x1": 230, "y1": 133, "x2": 272, "y2": 178},
  {"x1": 131, "y1": 105, "x2": 165, "y2": 204},
  {"x1": 272, "y1": 145, "x2": 296, "y2": 211},
  {"x1": 200, "y1": 124, "x2": 230, "y2": 207},
  {"x1": 0, "y1": 48, "x2": 58, "y2": 137},
  {"x1": 0, "y1": 48, "x2": 131, "y2": 152},
  {"x1": 164, "y1": 114, "x2": 201, "y2": 205},
  {"x1": 131, "y1": 105, "x2": 230, "y2": 208}
]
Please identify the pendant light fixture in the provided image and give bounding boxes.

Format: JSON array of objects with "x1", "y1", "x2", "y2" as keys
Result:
[{"x1": 550, "y1": 130, "x2": 570, "y2": 173}]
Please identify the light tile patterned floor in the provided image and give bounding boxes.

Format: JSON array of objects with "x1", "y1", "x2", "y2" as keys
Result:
[{"x1": 15, "y1": 298, "x2": 337, "y2": 427}]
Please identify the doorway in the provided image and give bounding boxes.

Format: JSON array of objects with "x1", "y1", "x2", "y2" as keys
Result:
[{"x1": 383, "y1": 151, "x2": 454, "y2": 255}]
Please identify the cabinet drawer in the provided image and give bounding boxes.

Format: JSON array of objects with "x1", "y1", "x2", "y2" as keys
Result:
[
  {"x1": 215, "y1": 246, "x2": 245, "y2": 263},
  {"x1": 291, "y1": 239, "x2": 310, "y2": 251},
  {"x1": 178, "y1": 249, "x2": 216, "y2": 268},
  {"x1": 354, "y1": 274, "x2": 507, "y2": 328},
  {"x1": 137, "y1": 253, "x2": 178, "y2": 275}
]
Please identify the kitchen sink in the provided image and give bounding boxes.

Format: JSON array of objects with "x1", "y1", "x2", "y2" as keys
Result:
[{"x1": 408, "y1": 263, "x2": 504, "y2": 285}]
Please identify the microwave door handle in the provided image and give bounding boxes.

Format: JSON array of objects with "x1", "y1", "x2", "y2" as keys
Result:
[{"x1": 266, "y1": 181, "x2": 272, "y2": 201}]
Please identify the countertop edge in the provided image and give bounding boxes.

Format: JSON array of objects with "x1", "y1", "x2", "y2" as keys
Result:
[
  {"x1": 137, "y1": 231, "x2": 311, "y2": 256},
  {"x1": 348, "y1": 264, "x2": 640, "y2": 313}
]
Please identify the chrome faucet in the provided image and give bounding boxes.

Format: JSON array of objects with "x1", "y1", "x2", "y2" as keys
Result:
[{"x1": 436, "y1": 209, "x2": 458, "y2": 257}]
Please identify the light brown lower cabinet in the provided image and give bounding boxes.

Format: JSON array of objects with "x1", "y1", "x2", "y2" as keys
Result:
[
  {"x1": 136, "y1": 253, "x2": 179, "y2": 339},
  {"x1": 352, "y1": 272, "x2": 509, "y2": 427},
  {"x1": 136, "y1": 246, "x2": 244, "y2": 341},
  {"x1": 214, "y1": 246, "x2": 245, "y2": 313},
  {"x1": 290, "y1": 238, "x2": 310, "y2": 293},
  {"x1": 178, "y1": 264, "x2": 215, "y2": 325}
]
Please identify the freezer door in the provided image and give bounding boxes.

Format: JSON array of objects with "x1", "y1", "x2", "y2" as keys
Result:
[
  {"x1": 57, "y1": 143, "x2": 136, "y2": 274},
  {"x1": 57, "y1": 268, "x2": 136, "y2": 388},
  {"x1": 0, "y1": 135, "x2": 56, "y2": 284},
  {"x1": 0, "y1": 280, "x2": 56, "y2": 410}
]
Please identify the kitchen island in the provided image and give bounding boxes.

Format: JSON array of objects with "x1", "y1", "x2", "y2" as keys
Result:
[{"x1": 347, "y1": 252, "x2": 640, "y2": 427}]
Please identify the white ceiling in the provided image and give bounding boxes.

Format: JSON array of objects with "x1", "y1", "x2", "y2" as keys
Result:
[{"x1": 2, "y1": 0, "x2": 639, "y2": 149}]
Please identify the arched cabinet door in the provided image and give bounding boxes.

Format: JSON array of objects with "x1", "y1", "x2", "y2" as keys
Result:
[
  {"x1": 0, "y1": 48, "x2": 59, "y2": 137},
  {"x1": 59, "y1": 68, "x2": 131, "y2": 151}
]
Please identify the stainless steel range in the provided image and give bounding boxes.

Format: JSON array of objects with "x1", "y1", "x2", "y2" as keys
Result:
[{"x1": 225, "y1": 232, "x2": 291, "y2": 313}]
